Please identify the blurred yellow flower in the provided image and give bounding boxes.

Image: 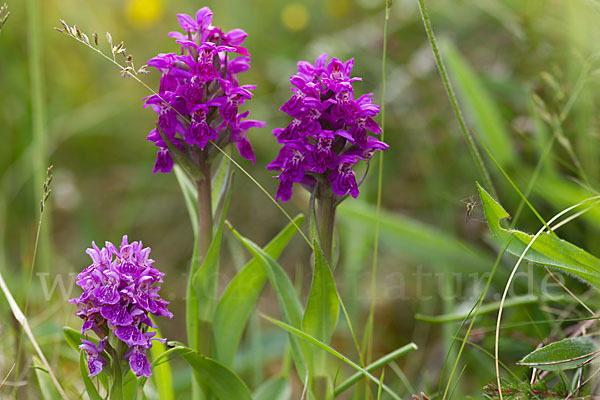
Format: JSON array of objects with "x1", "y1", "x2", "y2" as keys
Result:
[
  {"x1": 126, "y1": 0, "x2": 163, "y2": 27},
  {"x1": 281, "y1": 3, "x2": 309, "y2": 32}
]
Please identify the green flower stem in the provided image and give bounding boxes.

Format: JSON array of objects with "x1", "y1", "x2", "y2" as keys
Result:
[
  {"x1": 318, "y1": 189, "x2": 336, "y2": 267},
  {"x1": 109, "y1": 342, "x2": 125, "y2": 400},
  {"x1": 196, "y1": 156, "x2": 214, "y2": 259}
]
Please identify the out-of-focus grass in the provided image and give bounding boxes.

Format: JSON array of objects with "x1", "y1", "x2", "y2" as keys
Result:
[{"x1": 3, "y1": 0, "x2": 600, "y2": 398}]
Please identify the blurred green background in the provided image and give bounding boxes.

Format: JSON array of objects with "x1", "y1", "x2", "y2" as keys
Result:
[{"x1": 3, "y1": 0, "x2": 600, "y2": 398}]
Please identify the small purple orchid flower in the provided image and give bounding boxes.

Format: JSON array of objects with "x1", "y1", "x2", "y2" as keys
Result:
[
  {"x1": 70, "y1": 236, "x2": 172, "y2": 378},
  {"x1": 79, "y1": 338, "x2": 107, "y2": 377}
]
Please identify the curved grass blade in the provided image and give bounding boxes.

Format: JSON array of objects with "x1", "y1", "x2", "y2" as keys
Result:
[
  {"x1": 478, "y1": 182, "x2": 600, "y2": 288},
  {"x1": 0, "y1": 268, "x2": 66, "y2": 398},
  {"x1": 334, "y1": 343, "x2": 418, "y2": 397},
  {"x1": 517, "y1": 337, "x2": 598, "y2": 371},
  {"x1": 213, "y1": 215, "x2": 305, "y2": 367},
  {"x1": 33, "y1": 357, "x2": 61, "y2": 400},
  {"x1": 415, "y1": 294, "x2": 573, "y2": 323},
  {"x1": 262, "y1": 314, "x2": 403, "y2": 400}
]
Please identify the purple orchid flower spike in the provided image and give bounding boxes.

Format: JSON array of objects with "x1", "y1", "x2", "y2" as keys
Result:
[
  {"x1": 145, "y1": 7, "x2": 264, "y2": 176},
  {"x1": 267, "y1": 53, "x2": 388, "y2": 203},
  {"x1": 70, "y1": 236, "x2": 172, "y2": 378}
]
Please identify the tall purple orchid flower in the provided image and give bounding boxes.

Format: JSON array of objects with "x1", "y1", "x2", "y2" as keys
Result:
[
  {"x1": 267, "y1": 54, "x2": 388, "y2": 203},
  {"x1": 144, "y1": 7, "x2": 265, "y2": 174},
  {"x1": 268, "y1": 54, "x2": 388, "y2": 263},
  {"x1": 70, "y1": 236, "x2": 172, "y2": 378}
]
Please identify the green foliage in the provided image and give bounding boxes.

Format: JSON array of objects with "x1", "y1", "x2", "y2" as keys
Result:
[
  {"x1": 173, "y1": 347, "x2": 253, "y2": 400},
  {"x1": 213, "y1": 214, "x2": 305, "y2": 367},
  {"x1": 478, "y1": 182, "x2": 600, "y2": 288},
  {"x1": 518, "y1": 337, "x2": 598, "y2": 371},
  {"x1": 443, "y1": 41, "x2": 516, "y2": 167},
  {"x1": 302, "y1": 240, "x2": 339, "y2": 345}
]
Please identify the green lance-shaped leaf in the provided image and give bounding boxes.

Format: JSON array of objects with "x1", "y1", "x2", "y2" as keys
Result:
[
  {"x1": 228, "y1": 225, "x2": 311, "y2": 384},
  {"x1": 176, "y1": 347, "x2": 253, "y2": 400},
  {"x1": 443, "y1": 41, "x2": 516, "y2": 166},
  {"x1": 254, "y1": 376, "x2": 291, "y2": 400},
  {"x1": 213, "y1": 215, "x2": 304, "y2": 367},
  {"x1": 478, "y1": 182, "x2": 600, "y2": 289},
  {"x1": 302, "y1": 240, "x2": 339, "y2": 346},
  {"x1": 517, "y1": 337, "x2": 599, "y2": 371}
]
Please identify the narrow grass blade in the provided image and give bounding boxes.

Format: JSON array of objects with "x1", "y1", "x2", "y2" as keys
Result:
[
  {"x1": 213, "y1": 215, "x2": 304, "y2": 367},
  {"x1": 334, "y1": 343, "x2": 418, "y2": 397},
  {"x1": 33, "y1": 357, "x2": 61, "y2": 400},
  {"x1": 262, "y1": 314, "x2": 402, "y2": 400},
  {"x1": 0, "y1": 269, "x2": 66, "y2": 398},
  {"x1": 415, "y1": 294, "x2": 572, "y2": 323}
]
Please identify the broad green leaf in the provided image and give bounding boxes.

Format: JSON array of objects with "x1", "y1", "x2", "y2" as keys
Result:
[
  {"x1": 302, "y1": 240, "x2": 339, "y2": 344},
  {"x1": 174, "y1": 164, "x2": 198, "y2": 238},
  {"x1": 254, "y1": 376, "x2": 291, "y2": 400},
  {"x1": 193, "y1": 189, "x2": 231, "y2": 321},
  {"x1": 173, "y1": 347, "x2": 253, "y2": 400},
  {"x1": 228, "y1": 225, "x2": 310, "y2": 383},
  {"x1": 33, "y1": 357, "x2": 61, "y2": 400},
  {"x1": 262, "y1": 314, "x2": 401, "y2": 400},
  {"x1": 338, "y1": 201, "x2": 493, "y2": 273},
  {"x1": 64, "y1": 326, "x2": 85, "y2": 352},
  {"x1": 149, "y1": 324, "x2": 174, "y2": 400},
  {"x1": 478, "y1": 182, "x2": 600, "y2": 288},
  {"x1": 517, "y1": 337, "x2": 598, "y2": 371},
  {"x1": 213, "y1": 215, "x2": 305, "y2": 367},
  {"x1": 443, "y1": 41, "x2": 516, "y2": 166}
]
